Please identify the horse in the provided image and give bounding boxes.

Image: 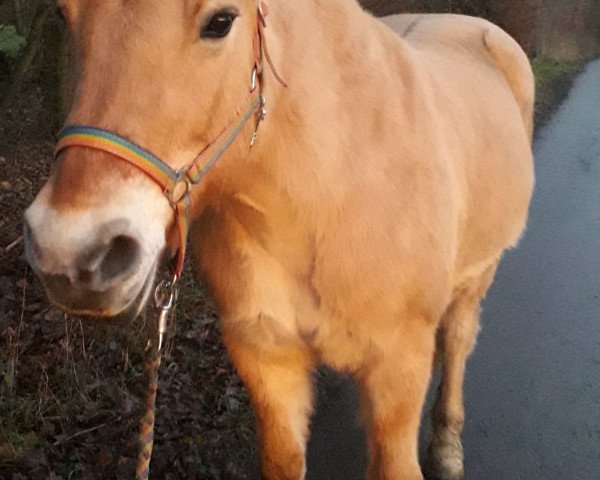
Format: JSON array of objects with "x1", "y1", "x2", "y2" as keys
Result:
[{"x1": 24, "y1": 1, "x2": 535, "y2": 479}]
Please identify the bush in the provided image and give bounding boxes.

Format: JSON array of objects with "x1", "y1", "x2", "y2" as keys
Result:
[
  {"x1": 532, "y1": 57, "x2": 584, "y2": 126},
  {"x1": 0, "y1": 25, "x2": 26, "y2": 59}
]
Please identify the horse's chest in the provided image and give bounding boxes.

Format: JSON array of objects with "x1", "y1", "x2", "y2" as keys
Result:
[{"x1": 191, "y1": 202, "x2": 319, "y2": 348}]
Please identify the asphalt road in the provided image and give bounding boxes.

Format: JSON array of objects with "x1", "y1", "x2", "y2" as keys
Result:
[{"x1": 301, "y1": 59, "x2": 600, "y2": 480}]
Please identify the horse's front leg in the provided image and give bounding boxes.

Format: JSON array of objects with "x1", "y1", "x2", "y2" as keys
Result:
[
  {"x1": 359, "y1": 319, "x2": 437, "y2": 480},
  {"x1": 225, "y1": 334, "x2": 315, "y2": 480}
]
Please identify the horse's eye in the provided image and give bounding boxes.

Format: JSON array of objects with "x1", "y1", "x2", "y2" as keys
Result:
[{"x1": 201, "y1": 10, "x2": 237, "y2": 39}]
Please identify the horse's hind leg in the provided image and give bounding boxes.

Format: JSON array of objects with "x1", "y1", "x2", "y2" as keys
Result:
[
  {"x1": 426, "y1": 262, "x2": 498, "y2": 480},
  {"x1": 224, "y1": 336, "x2": 314, "y2": 480}
]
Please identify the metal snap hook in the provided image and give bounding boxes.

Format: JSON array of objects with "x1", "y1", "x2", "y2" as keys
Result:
[
  {"x1": 154, "y1": 275, "x2": 179, "y2": 351},
  {"x1": 154, "y1": 275, "x2": 178, "y2": 310}
]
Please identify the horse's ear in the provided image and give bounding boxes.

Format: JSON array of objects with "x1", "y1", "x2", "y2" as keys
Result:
[
  {"x1": 56, "y1": 5, "x2": 65, "y2": 20},
  {"x1": 56, "y1": 0, "x2": 78, "y2": 24}
]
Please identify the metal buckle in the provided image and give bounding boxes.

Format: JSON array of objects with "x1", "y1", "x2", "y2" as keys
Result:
[
  {"x1": 250, "y1": 95, "x2": 267, "y2": 148},
  {"x1": 259, "y1": 95, "x2": 267, "y2": 120}
]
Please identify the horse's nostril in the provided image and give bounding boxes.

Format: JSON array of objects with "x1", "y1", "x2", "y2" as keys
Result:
[
  {"x1": 77, "y1": 234, "x2": 141, "y2": 289},
  {"x1": 99, "y1": 235, "x2": 140, "y2": 284}
]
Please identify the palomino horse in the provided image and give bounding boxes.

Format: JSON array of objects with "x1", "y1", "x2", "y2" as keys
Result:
[{"x1": 24, "y1": 0, "x2": 534, "y2": 478}]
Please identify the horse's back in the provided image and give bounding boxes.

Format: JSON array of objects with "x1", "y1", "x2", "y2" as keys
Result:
[
  {"x1": 381, "y1": 13, "x2": 534, "y2": 133},
  {"x1": 378, "y1": 13, "x2": 535, "y2": 274}
]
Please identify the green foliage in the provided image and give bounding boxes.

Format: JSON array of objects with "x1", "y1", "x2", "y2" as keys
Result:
[
  {"x1": 533, "y1": 57, "x2": 581, "y2": 84},
  {"x1": 532, "y1": 57, "x2": 584, "y2": 126},
  {"x1": 0, "y1": 25, "x2": 25, "y2": 59}
]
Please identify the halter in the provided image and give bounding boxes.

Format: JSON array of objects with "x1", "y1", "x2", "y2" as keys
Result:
[{"x1": 54, "y1": 1, "x2": 282, "y2": 282}]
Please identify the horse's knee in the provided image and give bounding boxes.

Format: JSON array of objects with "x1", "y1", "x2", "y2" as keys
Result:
[{"x1": 225, "y1": 338, "x2": 313, "y2": 480}]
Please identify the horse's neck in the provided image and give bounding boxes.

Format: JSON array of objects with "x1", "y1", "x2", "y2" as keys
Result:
[
  {"x1": 202, "y1": 1, "x2": 406, "y2": 223},
  {"x1": 246, "y1": 1, "x2": 405, "y2": 211}
]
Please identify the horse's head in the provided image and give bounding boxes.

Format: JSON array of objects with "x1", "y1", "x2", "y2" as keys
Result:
[{"x1": 24, "y1": 0, "x2": 267, "y2": 317}]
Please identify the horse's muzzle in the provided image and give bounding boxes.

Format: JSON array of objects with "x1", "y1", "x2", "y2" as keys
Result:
[{"x1": 23, "y1": 217, "x2": 145, "y2": 316}]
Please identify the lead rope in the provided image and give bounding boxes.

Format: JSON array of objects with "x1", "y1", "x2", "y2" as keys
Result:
[{"x1": 135, "y1": 277, "x2": 178, "y2": 480}]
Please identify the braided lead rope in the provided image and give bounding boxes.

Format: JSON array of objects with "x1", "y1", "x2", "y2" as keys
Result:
[
  {"x1": 135, "y1": 346, "x2": 161, "y2": 480},
  {"x1": 135, "y1": 278, "x2": 178, "y2": 480}
]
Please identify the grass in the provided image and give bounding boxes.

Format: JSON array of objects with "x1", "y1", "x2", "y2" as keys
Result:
[
  {"x1": 0, "y1": 25, "x2": 25, "y2": 59},
  {"x1": 532, "y1": 57, "x2": 585, "y2": 128}
]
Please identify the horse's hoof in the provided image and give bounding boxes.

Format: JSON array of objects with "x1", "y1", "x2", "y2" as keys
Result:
[{"x1": 425, "y1": 430, "x2": 465, "y2": 480}]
